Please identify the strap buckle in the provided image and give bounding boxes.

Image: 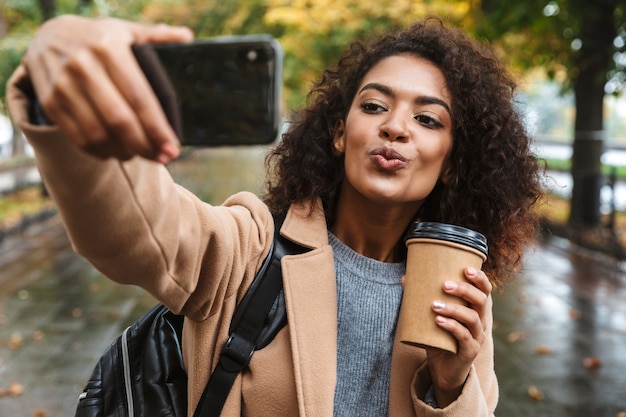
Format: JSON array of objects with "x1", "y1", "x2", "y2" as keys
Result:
[{"x1": 219, "y1": 334, "x2": 255, "y2": 373}]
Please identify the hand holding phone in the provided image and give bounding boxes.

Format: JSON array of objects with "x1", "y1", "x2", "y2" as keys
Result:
[
  {"x1": 22, "y1": 15, "x2": 193, "y2": 163},
  {"x1": 132, "y1": 35, "x2": 283, "y2": 147}
]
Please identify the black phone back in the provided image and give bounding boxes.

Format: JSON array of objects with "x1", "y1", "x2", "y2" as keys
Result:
[{"x1": 132, "y1": 35, "x2": 283, "y2": 147}]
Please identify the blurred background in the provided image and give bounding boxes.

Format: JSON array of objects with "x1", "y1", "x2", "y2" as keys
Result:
[{"x1": 0, "y1": 1, "x2": 625, "y2": 416}]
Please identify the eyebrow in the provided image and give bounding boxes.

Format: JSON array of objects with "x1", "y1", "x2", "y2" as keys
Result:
[{"x1": 359, "y1": 82, "x2": 451, "y2": 115}]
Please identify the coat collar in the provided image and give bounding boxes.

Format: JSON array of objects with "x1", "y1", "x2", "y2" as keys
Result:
[{"x1": 280, "y1": 198, "x2": 328, "y2": 249}]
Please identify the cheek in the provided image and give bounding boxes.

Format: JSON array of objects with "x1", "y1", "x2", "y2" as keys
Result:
[{"x1": 421, "y1": 135, "x2": 452, "y2": 163}]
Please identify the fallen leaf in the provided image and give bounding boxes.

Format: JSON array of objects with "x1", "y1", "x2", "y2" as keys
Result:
[
  {"x1": 32, "y1": 409, "x2": 48, "y2": 417},
  {"x1": 0, "y1": 387, "x2": 8, "y2": 398},
  {"x1": 583, "y1": 357, "x2": 603, "y2": 370},
  {"x1": 528, "y1": 385, "x2": 544, "y2": 401},
  {"x1": 8, "y1": 332, "x2": 24, "y2": 349},
  {"x1": 535, "y1": 344, "x2": 552, "y2": 355},
  {"x1": 8, "y1": 381, "x2": 24, "y2": 397},
  {"x1": 569, "y1": 309, "x2": 581, "y2": 320},
  {"x1": 507, "y1": 331, "x2": 526, "y2": 343},
  {"x1": 32, "y1": 330, "x2": 45, "y2": 341}
]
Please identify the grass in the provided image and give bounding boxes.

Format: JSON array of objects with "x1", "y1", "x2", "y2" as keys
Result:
[
  {"x1": 0, "y1": 186, "x2": 54, "y2": 230},
  {"x1": 541, "y1": 157, "x2": 626, "y2": 179}
]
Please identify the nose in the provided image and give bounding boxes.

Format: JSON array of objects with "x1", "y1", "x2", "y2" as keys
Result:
[{"x1": 380, "y1": 111, "x2": 409, "y2": 142}]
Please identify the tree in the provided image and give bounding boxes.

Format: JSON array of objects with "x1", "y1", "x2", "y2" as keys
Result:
[
  {"x1": 569, "y1": 0, "x2": 620, "y2": 226},
  {"x1": 261, "y1": 0, "x2": 470, "y2": 109},
  {"x1": 476, "y1": 0, "x2": 626, "y2": 227},
  {"x1": 38, "y1": 0, "x2": 56, "y2": 21}
]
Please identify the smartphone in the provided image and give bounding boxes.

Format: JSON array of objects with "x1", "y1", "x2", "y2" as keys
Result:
[{"x1": 132, "y1": 35, "x2": 283, "y2": 146}]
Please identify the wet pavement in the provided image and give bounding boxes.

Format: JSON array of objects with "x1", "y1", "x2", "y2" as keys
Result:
[
  {"x1": 1, "y1": 148, "x2": 625, "y2": 416},
  {"x1": 493, "y1": 236, "x2": 626, "y2": 416}
]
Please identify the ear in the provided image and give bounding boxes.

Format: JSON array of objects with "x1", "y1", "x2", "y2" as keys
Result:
[{"x1": 332, "y1": 120, "x2": 346, "y2": 155}]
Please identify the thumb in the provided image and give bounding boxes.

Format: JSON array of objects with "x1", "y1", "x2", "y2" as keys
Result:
[{"x1": 130, "y1": 22, "x2": 195, "y2": 45}]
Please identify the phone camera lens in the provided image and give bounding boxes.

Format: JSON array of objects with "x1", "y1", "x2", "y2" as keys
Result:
[{"x1": 246, "y1": 49, "x2": 258, "y2": 62}]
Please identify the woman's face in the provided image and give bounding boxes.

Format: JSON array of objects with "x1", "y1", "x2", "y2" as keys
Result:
[{"x1": 333, "y1": 54, "x2": 453, "y2": 212}]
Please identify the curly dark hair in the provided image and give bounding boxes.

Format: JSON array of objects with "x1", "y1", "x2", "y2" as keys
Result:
[{"x1": 264, "y1": 17, "x2": 543, "y2": 284}]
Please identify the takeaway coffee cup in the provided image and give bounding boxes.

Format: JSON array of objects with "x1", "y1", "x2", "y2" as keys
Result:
[{"x1": 397, "y1": 222, "x2": 488, "y2": 353}]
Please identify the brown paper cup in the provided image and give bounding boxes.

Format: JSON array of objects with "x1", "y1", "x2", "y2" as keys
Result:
[{"x1": 398, "y1": 229, "x2": 487, "y2": 353}]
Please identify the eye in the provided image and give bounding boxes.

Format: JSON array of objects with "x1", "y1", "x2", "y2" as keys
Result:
[
  {"x1": 414, "y1": 113, "x2": 443, "y2": 129},
  {"x1": 360, "y1": 101, "x2": 387, "y2": 113}
]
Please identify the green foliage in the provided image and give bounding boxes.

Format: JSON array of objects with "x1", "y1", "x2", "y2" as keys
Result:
[
  {"x1": 262, "y1": 0, "x2": 470, "y2": 109},
  {"x1": 0, "y1": 34, "x2": 30, "y2": 98},
  {"x1": 3, "y1": 0, "x2": 44, "y2": 33},
  {"x1": 476, "y1": 0, "x2": 626, "y2": 94},
  {"x1": 139, "y1": 0, "x2": 272, "y2": 36},
  {"x1": 2, "y1": 0, "x2": 623, "y2": 118}
]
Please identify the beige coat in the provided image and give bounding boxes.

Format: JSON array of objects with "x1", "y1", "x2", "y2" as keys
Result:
[{"x1": 8, "y1": 66, "x2": 498, "y2": 417}]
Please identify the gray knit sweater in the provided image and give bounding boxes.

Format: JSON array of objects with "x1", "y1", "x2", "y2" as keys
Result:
[{"x1": 328, "y1": 232, "x2": 406, "y2": 417}]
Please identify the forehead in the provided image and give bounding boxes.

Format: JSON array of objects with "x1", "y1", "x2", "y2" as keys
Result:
[{"x1": 358, "y1": 54, "x2": 451, "y2": 104}]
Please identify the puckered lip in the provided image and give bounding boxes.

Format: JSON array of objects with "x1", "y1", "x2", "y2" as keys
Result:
[{"x1": 369, "y1": 146, "x2": 408, "y2": 163}]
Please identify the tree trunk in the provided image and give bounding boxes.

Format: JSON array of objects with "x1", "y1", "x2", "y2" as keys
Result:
[
  {"x1": 38, "y1": 0, "x2": 56, "y2": 21},
  {"x1": 569, "y1": 0, "x2": 617, "y2": 226}
]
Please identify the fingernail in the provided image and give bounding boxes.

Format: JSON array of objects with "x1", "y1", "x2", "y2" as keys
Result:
[
  {"x1": 433, "y1": 300, "x2": 446, "y2": 310},
  {"x1": 436, "y1": 316, "x2": 447, "y2": 325},
  {"x1": 466, "y1": 267, "x2": 477, "y2": 276},
  {"x1": 162, "y1": 142, "x2": 180, "y2": 158},
  {"x1": 443, "y1": 281, "x2": 457, "y2": 291}
]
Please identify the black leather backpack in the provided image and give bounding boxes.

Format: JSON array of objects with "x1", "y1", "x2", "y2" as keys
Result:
[{"x1": 75, "y1": 213, "x2": 307, "y2": 417}]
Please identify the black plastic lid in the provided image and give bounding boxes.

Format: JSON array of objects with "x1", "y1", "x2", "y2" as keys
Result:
[{"x1": 405, "y1": 221, "x2": 488, "y2": 257}]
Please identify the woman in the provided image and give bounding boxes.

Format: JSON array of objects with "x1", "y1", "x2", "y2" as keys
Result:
[{"x1": 7, "y1": 14, "x2": 541, "y2": 417}]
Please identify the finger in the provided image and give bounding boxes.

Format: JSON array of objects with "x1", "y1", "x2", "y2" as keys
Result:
[
  {"x1": 41, "y1": 62, "x2": 125, "y2": 155},
  {"x1": 128, "y1": 21, "x2": 195, "y2": 45},
  {"x1": 122, "y1": 22, "x2": 193, "y2": 160},
  {"x1": 442, "y1": 279, "x2": 489, "y2": 311},
  {"x1": 105, "y1": 47, "x2": 181, "y2": 161},
  {"x1": 73, "y1": 40, "x2": 170, "y2": 160},
  {"x1": 57, "y1": 47, "x2": 151, "y2": 159},
  {"x1": 464, "y1": 267, "x2": 493, "y2": 295},
  {"x1": 433, "y1": 302, "x2": 485, "y2": 357},
  {"x1": 434, "y1": 314, "x2": 482, "y2": 358},
  {"x1": 433, "y1": 301, "x2": 485, "y2": 342}
]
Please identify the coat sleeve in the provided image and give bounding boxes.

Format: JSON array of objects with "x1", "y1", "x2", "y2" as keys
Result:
[
  {"x1": 6, "y1": 65, "x2": 274, "y2": 321},
  {"x1": 410, "y1": 295, "x2": 499, "y2": 417}
]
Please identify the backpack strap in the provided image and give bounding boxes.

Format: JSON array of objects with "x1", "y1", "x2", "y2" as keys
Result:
[{"x1": 193, "y1": 212, "x2": 308, "y2": 417}]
